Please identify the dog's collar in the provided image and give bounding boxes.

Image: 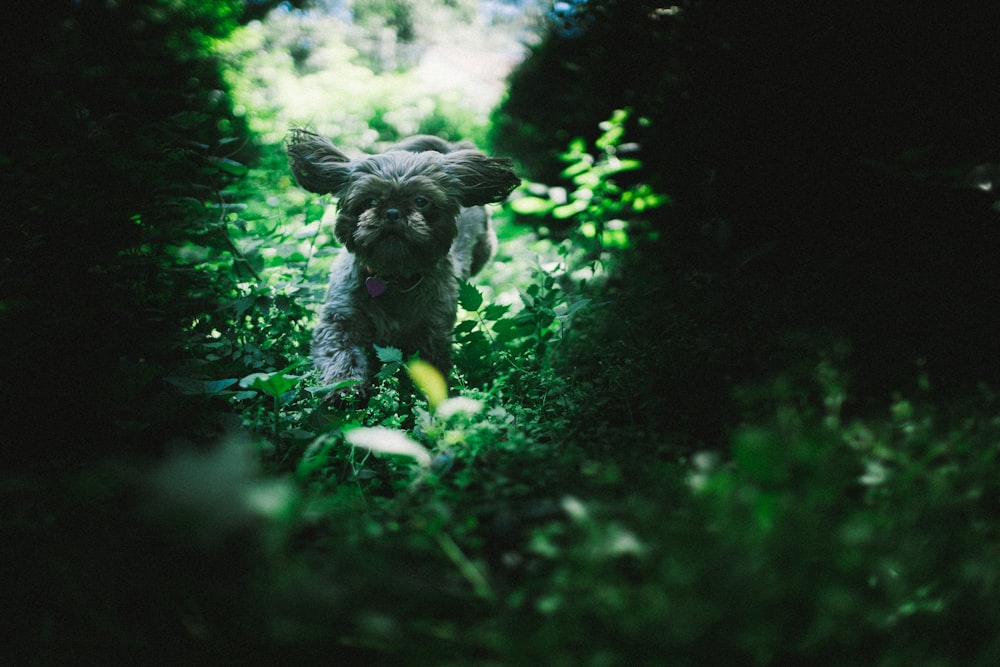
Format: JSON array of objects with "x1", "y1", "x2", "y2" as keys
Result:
[{"x1": 364, "y1": 265, "x2": 423, "y2": 297}]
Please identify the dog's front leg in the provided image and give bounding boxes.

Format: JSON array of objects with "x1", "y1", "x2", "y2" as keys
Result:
[
  {"x1": 412, "y1": 325, "x2": 453, "y2": 381},
  {"x1": 311, "y1": 310, "x2": 372, "y2": 405}
]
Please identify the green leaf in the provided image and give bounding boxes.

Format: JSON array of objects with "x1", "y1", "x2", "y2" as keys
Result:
[
  {"x1": 607, "y1": 158, "x2": 642, "y2": 174},
  {"x1": 297, "y1": 435, "x2": 339, "y2": 478},
  {"x1": 304, "y1": 203, "x2": 326, "y2": 223},
  {"x1": 204, "y1": 378, "x2": 239, "y2": 393},
  {"x1": 407, "y1": 360, "x2": 448, "y2": 410},
  {"x1": 509, "y1": 196, "x2": 555, "y2": 216},
  {"x1": 208, "y1": 156, "x2": 249, "y2": 176},
  {"x1": 457, "y1": 329, "x2": 489, "y2": 352},
  {"x1": 453, "y1": 320, "x2": 478, "y2": 335},
  {"x1": 482, "y1": 303, "x2": 511, "y2": 321},
  {"x1": 458, "y1": 280, "x2": 484, "y2": 311},
  {"x1": 572, "y1": 171, "x2": 602, "y2": 188},
  {"x1": 164, "y1": 377, "x2": 238, "y2": 395},
  {"x1": 375, "y1": 344, "x2": 403, "y2": 363},
  {"x1": 561, "y1": 159, "x2": 594, "y2": 179},
  {"x1": 238, "y1": 359, "x2": 306, "y2": 398},
  {"x1": 530, "y1": 310, "x2": 555, "y2": 329},
  {"x1": 493, "y1": 317, "x2": 534, "y2": 344},
  {"x1": 559, "y1": 138, "x2": 589, "y2": 163},
  {"x1": 308, "y1": 379, "x2": 362, "y2": 394},
  {"x1": 552, "y1": 200, "x2": 589, "y2": 219},
  {"x1": 555, "y1": 298, "x2": 591, "y2": 320}
]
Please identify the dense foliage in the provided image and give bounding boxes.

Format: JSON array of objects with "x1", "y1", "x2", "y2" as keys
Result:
[
  {"x1": 493, "y1": 1, "x2": 1000, "y2": 396},
  {"x1": 1, "y1": 0, "x2": 300, "y2": 464},
  {"x1": 4, "y1": 2, "x2": 1000, "y2": 665}
]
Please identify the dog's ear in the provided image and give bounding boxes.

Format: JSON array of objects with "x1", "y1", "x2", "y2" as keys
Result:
[
  {"x1": 442, "y1": 151, "x2": 520, "y2": 207},
  {"x1": 285, "y1": 129, "x2": 352, "y2": 195}
]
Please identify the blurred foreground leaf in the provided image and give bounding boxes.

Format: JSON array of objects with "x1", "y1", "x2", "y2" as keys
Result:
[{"x1": 344, "y1": 426, "x2": 432, "y2": 467}]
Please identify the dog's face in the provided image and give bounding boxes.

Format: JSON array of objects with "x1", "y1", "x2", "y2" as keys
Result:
[
  {"x1": 286, "y1": 130, "x2": 519, "y2": 275},
  {"x1": 332, "y1": 153, "x2": 465, "y2": 275}
]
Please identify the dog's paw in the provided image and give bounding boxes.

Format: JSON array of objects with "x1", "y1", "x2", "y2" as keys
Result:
[{"x1": 321, "y1": 379, "x2": 372, "y2": 411}]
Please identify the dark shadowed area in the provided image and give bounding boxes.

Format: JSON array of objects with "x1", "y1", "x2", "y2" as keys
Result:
[{"x1": 3, "y1": 2, "x2": 1000, "y2": 664}]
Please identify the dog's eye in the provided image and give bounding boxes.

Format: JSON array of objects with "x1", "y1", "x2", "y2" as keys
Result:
[
  {"x1": 366, "y1": 197, "x2": 380, "y2": 208},
  {"x1": 414, "y1": 196, "x2": 430, "y2": 209}
]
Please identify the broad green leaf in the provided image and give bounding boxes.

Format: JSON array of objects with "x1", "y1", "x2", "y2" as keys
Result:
[
  {"x1": 457, "y1": 329, "x2": 489, "y2": 351},
  {"x1": 595, "y1": 125, "x2": 624, "y2": 150},
  {"x1": 307, "y1": 378, "x2": 362, "y2": 395},
  {"x1": 453, "y1": 320, "x2": 478, "y2": 335},
  {"x1": 239, "y1": 372, "x2": 275, "y2": 393},
  {"x1": 204, "y1": 378, "x2": 239, "y2": 393},
  {"x1": 238, "y1": 359, "x2": 305, "y2": 397},
  {"x1": 493, "y1": 317, "x2": 534, "y2": 344},
  {"x1": 164, "y1": 376, "x2": 239, "y2": 395},
  {"x1": 482, "y1": 303, "x2": 511, "y2": 321},
  {"x1": 227, "y1": 295, "x2": 256, "y2": 318},
  {"x1": 458, "y1": 280, "x2": 484, "y2": 311}
]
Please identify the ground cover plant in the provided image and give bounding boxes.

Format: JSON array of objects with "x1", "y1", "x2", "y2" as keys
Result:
[{"x1": 4, "y1": 2, "x2": 1000, "y2": 665}]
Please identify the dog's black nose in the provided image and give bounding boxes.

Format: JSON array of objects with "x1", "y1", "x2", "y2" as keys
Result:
[{"x1": 384, "y1": 208, "x2": 402, "y2": 224}]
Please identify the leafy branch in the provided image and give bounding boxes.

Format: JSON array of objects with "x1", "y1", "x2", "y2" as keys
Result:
[{"x1": 510, "y1": 108, "x2": 670, "y2": 257}]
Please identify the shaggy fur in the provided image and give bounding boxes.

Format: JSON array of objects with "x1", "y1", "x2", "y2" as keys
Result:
[{"x1": 286, "y1": 129, "x2": 519, "y2": 402}]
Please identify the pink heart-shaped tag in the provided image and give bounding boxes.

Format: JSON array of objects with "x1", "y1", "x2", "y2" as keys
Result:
[{"x1": 366, "y1": 276, "x2": 388, "y2": 297}]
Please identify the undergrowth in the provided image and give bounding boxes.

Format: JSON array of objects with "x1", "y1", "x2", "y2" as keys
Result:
[
  {"x1": 9, "y1": 4, "x2": 1000, "y2": 664},
  {"x1": 137, "y1": 114, "x2": 1000, "y2": 665}
]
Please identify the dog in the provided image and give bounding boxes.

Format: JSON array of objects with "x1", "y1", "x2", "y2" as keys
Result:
[{"x1": 286, "y1": 129, "x2": 519, "y2": 404}]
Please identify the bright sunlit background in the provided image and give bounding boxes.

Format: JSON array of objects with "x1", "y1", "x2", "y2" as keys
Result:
[
  {"x1": 214, "y1": 0, "x2": 545, "y2": 149},
  {"x1": 208, "y1": 0, "x2": 570, "y2": 318}
]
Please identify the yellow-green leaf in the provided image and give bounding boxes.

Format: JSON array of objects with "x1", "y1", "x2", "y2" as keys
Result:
[{"x1": 407, "y1": 359, "x2": 448, "y2": 410}]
